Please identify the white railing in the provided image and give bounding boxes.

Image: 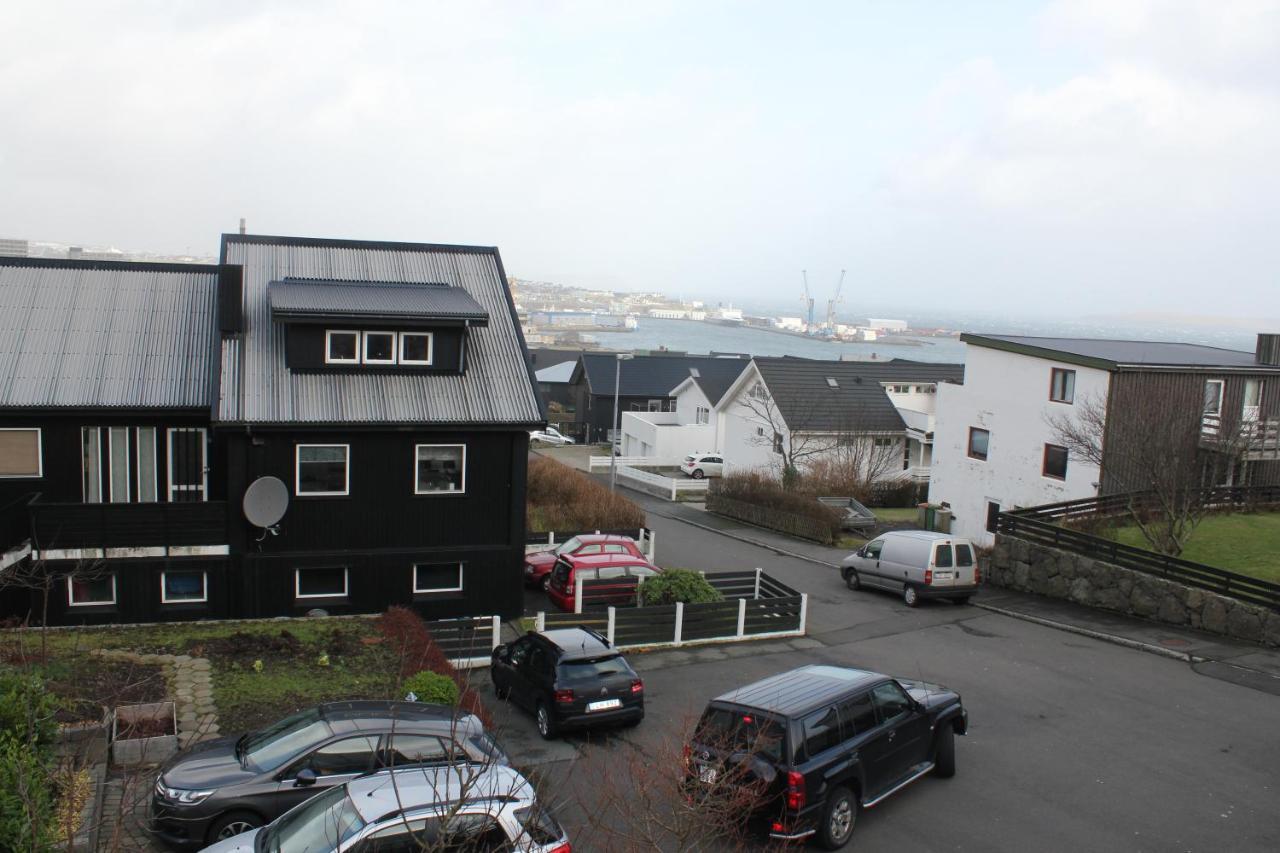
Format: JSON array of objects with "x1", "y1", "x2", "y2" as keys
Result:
[
  {"x1": 616, "y1": 465, "x2": 710, "y2": 500},
  {"x1": 588, "y1": 455, "x2": 682, "y2": 470}
]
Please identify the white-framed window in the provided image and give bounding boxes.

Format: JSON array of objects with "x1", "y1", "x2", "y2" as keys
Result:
[
  {"x1": 295, "y1": 567, "x2": 348, "y2": 599},
  {"x1": 68, "y1": 574, "x2": 116, "y2": 607},
  {"x1": 108, "y1": 427, "x2": 130, "y2": 503},
  {"x1": 0, "y1": 428, "x2": 42, "y2": 478},
  {"x1": 161, "y1": 571, "x2": 208, "y2": 604},
  {"x1": 296, "y1": 444, "x2": 350, "y2": 496},
  {"x1": 1204, "y1": 379, "x2": 1225, "y2": 416},
  {"x1": 399, "y1": 332, "x2": 434, "y2": 366},
  {"x1": 415, "y1": 444, "x2": 465, "y2": 494},
  {"x1": 136, "y1": 427, "x2": 158, "y2": 502},
  {"x1": 695, "y1": 407, "x2": 710, "y2": 425},
  {"x1": 363, "y1": 331, "x2": 398, "y2": 365},
  {"x1": 413, "y1": 563, "x2": 464, "y2": 594},
  {"x1": 325, "y1": 330, "x2": 361, "y2": 365}
]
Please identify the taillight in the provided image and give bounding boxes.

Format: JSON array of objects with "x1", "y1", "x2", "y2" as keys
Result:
[
  {"x1": 630, "y1": 679, "x2": 643, "y2": 694},
  {"x1": 548, "y1": 844, "x2": 571, "y2": 853},
  {"x1": 554, "y1": 689, "x2": 574, "y2": 704},
  {"x1": 974, "y1": 563, "x2": 982, "y2": 584},
  {"x1": 785, "y1": 771, "x2": 805, "y2": 811},
  {"x1": 924, "y1": 567, "x2": 933, "y2": 585}
]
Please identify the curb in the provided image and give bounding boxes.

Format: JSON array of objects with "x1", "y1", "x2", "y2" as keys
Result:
[
  {"x1": 972, "y1": 602, "x2": 1202, "y2": 664},
  {"x1": 652, "y1": 509, "x2": 843, "y2": 570}
]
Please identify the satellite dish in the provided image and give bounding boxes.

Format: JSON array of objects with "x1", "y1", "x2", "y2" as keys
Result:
[{"x1": 243, "y1": 476, "x2": 289, "y2": 528}]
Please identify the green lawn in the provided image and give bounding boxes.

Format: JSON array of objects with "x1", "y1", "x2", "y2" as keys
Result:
[
  {"x1": 1105, "y1": 512, "x2": 1280, "y2": 584},
  {"x1": 872, "y1": 507, "x2": 919, "y2": 523},
  {"x1": 4, "y1": 618, "x2": 402, "y2": 733}
]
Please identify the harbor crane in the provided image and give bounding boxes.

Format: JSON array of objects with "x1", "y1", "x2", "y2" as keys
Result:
[
  {"x1": 801, "y1": 270, "x2": 815, "y2": 334},
  {"x1": 824, "y1": 269, "x2": 846, "y2": 335}
]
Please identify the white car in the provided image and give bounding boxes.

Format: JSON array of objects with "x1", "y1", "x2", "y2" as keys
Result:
[
  {"x1": 530, "y1": 426, "x2": 575, "y2": 446},
  {"x1": 681, "y1": 452, "x2": 724, "y2": 479}
]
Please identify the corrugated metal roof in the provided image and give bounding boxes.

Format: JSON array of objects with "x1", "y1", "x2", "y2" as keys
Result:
[
  {"x1": 268, "y1": 278, "x2": 489, "y2": 324},
  {"x1": 753, "y1": 357, "x2": 964, "y2": 433},
  {"x1": 218, "y1": 235, "x2": 542, "y2": 425},
  {"x1": 963, "y1": 334, "x2": 1272, "y2": 371},
  {"x1": 0, "y1": 259, "x2": 218, "y2": 409}
]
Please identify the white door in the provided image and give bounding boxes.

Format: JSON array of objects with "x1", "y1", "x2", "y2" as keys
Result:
[{"x1": 167, "y1": 428, "x2": 208, "y2": 502}]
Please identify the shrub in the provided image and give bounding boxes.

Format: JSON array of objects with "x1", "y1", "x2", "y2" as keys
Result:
[
  {"x1": 378, "y1": 607, "x2": 492, "y2": 727},
  {"x1": 712, "y1": 473, "x2": 845, "y2": 543},
  {"x1": 0, "y1": 671, "x2": 59, "y2": 756},
  {"x1": 639, "y1": 570, "x2": 723, "y2": 606},
  {"x1": 0, "y1": 670, "x2": 58, "y2": 852},
  {"x1": 402, "y1": 670, "x2": 460, "y2": 706},
  {"x1": 527, "y1": 456, "x2": 645, "y2": 532}
]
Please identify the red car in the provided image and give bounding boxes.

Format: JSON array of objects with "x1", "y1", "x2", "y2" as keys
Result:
[
  {"x1": 546, "y1": 553, "x2": 661, "y2": 612},
  {"x1": 524, "y1": 534, "x2": 647, "y2": 592}
]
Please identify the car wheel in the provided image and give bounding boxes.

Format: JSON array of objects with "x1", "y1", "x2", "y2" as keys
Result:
[
  {"x1": 692, "y1": 469, "x2": 705, "y2": 479},
  {"x1": 843, "y1": 568, "x2": 860, "y2": 591},
  {"x1": 903, "y1": 585, "x2": 920, "y2": 607},
  {"x1": 817, "y1": 786, "x2": 857, "y2": 849},
  {"x1": 208, "y1": 811, "x2": 263, "y2": 844},
  {"x1": 934, "y1": 725, "x2": 956, "y2": 778},
  {"x1": 951, "y1": 596, "x2": 971, "y2": 606},
  {"x1": 536, "y1": 702, "x2": 559, "y2": 740}
]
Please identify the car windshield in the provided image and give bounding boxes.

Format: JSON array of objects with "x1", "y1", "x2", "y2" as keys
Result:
[
  {"x1": 242, "y1": 709, "x2": 333, "y2": 772},
  {"x1": 695, "y1": 707, "x2": 786, "y2": 763},
  {"x1": 258, "y1": 785, "x2": 365, "y2": 853},
  {"x1": 558, "y1": 655, "x2": 626, "y2": 679},
  {"x1": 556, "y1": 537, "x2": 583, "y2": 555}
]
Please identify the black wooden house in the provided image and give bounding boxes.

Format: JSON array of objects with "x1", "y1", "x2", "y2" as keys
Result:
[{"x1": 0, "y1": 234, "x2": 543, "y2": 625}]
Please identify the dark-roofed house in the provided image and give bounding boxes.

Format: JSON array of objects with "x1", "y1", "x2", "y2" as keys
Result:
[
  {"x1": 928, "y1": 333, "x2": 1280, "y2": 546},
  {"x1": 0, "y1": 233, "x2": 543, "y2": 625},
  {"x1": 568, "y1": 352, "x2": 751, "y2": 443},
  {"x1": 714, "y1": 356, "x2": 964, "y2": 486}
]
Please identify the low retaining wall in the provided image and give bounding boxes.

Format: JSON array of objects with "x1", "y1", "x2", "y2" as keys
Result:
[{"x1": 990, "y1": 534, "x2": 1280, "y2": 647}]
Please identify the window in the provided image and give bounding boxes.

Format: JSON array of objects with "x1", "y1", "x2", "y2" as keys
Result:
[
  {"x1": 161, "y1": 571, "x2": 207, "y2": 604},
  {"x1": 873, "y1": 437, "x2": 896, "y2": 448},
  {"x1": 837, "y1": 692, "x2": 878, "y2": 739},
  {"x1": 1043, "y1": 444, "x2": 1068, "y2": 480},
  {"x1": 68, "y1": 574, "x2": 116, "y2": 607},
  {"x1": 1050, "y1": 368, "x2": 1076, "y2": 404},
  {"x1": 326, "y1": 330, "x2": 360, "y2": 365},
  {"x1": 416, "y1": 444, "x2": 465, "y2": 494},
  {"x1": 756, "y1": 426, "x2": 765, "y2": 437},
  {"x1": 1243, "y1": 379, "x2": 1264, "y2": 422},
  {"x1": 596, "y1": 566, "x2": 628, "y2": 580},
  {"x1": 935, "y1": 544, "x2": 953, "y2": 568},
  {"x1": 82, "y1": 428, "x2": 101, "y2": 502},
  {"x1": 296, "y1": 567, "x2": 348, "y2": 599},
  {"x1": 749, "y1": 383, "x2": 767, "y2": 400},
  {"x1": 414, "y1": 563, "x2": 463, "y2": 594},
  {"x1": 296, "y1": 444, "x2": 349, "y2": 496},
  {"x1": 135, "y1": 427, "x2": 158, "y2": 502},
  {"x1": 955, "y1": 544, "x2": 975, "y2": 567},
  {"x1": 802, "y1": 707, "x2": 842, "y2": 758},
  {"x1": 647, "y1": 399, "x2": 663, "y2": 412},
  {"x1": 865, "y1": 540, "x2": 883, "y2": 559},
  {"x1": 364, "y1": 331, "x2": 397, "y2": 364},
  {"x1": 772, "y1": 432, "x2": 784, "y2": 454},
  {"x1": 1204, "y1": 379, "x2": 1224, "y2": 415},
  {"x1": 871, "y1": 681, "x2": 912, "y2": 722},
  {"x1": 399, "y1": 332, "x2": 433, "y2": 365},
  {"x1": 0, "y1": 428, "x2": 41, "y2": 478},
  {"x1": 985, "y1": 501, "x2": 1001, "y2": 534},
  {"x1": 384, "y1": 734, "x2": 451, "y2": 766},
  {"x1": 967, "y1": 427, "x2": 990, "y2": 461},
  {"x1": 294, "y1": 735, "x2": 379, "y2": 777},
  {"x1": 108, "y1": 427, "x2": 130, "y2": 502},
  {"x1": 696, "y1": 406, "x2": 710, "y2": 425}
]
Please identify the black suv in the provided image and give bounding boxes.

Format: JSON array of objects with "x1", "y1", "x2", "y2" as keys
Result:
[
  {"x1": 491, "y1": 627, "x2": 644, "y2": 739},
  {"x1": 149, "y1": 700, "x2": 505, "y2": 849},
  {"x1": 687, "y1": 664, "x2": 967, "y2": 849}
]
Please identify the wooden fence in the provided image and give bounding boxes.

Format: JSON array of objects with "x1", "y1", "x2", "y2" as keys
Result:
[
  {"x1": 536, "y1": 568, "x2": 808, "y2": 650},
  {"x1": 421, "y1": 615, "x2": 503, "y2": 669}
]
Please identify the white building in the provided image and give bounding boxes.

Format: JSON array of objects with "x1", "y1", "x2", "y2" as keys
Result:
[
  {"x1": 865, "y1": 318, "x2": 908, "y2": 332},
  {"x1": 775, "y1": 316, "x2": 805, "y2": 331},
  {"x1": 619, "y1": 359, "x2": 751, "y2": 460}
]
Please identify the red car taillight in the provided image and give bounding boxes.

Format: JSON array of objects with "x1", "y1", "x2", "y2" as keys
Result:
[
  {"x1": 785, "y1": 771, "x2": 805, "y2": 811},
  {"x1": 924, "y1": 567, "x2": 933, "y2": 585},
  {"x1": 630, "y1": 679, "x2": 643, "y2": 694},
  {"x1": 554, "y1": 689, "x2": 575, "y2": 704},
  {"x1": 974, "y1": 563, "x2": 982, "y2": 584},
  {"x1": 548, "y1": 844, "x2": 571, "y2": 853}
]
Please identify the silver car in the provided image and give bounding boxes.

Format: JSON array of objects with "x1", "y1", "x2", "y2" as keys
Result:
[{"x1": 841, "y1": 530, "x2": 980, "y2": 607}]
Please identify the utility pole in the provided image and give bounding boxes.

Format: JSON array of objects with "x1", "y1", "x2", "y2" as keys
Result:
[{"x1": 609, "y1": 353, "x2": 634, "y2": 491}]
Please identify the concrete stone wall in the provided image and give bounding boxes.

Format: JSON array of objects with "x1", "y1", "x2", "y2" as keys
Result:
[{"x1": 989, "y1": 535, "x2": 1280, "y2": 648}]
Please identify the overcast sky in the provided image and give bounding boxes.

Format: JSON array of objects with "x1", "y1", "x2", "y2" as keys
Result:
[{"x1": 2, "y1": 0, "x2": 1278, "y2": 319}]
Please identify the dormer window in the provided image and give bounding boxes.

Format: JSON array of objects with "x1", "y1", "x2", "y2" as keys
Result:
[
  {"x1": 325, "y1": 330, "x2": 360, "y2": 365},
  {"x1": 400, "y1": 332, "x2": 434, "y2": 366},
  {"x1": 363, "y1": 331, "x2": 397, "y2": 364}
]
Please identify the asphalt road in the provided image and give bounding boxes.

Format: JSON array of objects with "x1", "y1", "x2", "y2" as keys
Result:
[{"x1": 501, "y1": 487, "x2": 1280, "y2": 852}]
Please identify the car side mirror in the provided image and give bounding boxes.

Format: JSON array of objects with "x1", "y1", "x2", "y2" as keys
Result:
[
  {"x1": 493, "y1": 643, "x2": 509, "y2": 660},
  {"x1": 294, "y1": 768, "x2": 317, "y2": 787}
]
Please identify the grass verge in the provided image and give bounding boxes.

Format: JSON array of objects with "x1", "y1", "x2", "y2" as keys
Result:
[{"x1": 1101, "y1": 511, "x2": 1280, "y2": 585}]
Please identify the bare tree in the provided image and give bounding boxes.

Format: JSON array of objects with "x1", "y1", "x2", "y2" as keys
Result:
[
  {"x1": 0, "y1": 558, "x2": 107, "y2": 664},
  {"x1": 1046, "y1": 390, "x2": 1254, "y2": 556}
]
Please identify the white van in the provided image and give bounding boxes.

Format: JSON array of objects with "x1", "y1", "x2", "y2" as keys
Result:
[{"x1": 840, "y1": 530, "x2": 979, "y2": 607}]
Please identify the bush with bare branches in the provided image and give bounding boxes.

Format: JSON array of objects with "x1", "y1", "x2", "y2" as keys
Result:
[{"x1": 527, "y1": 456, "x2": 645, "y2": 532}]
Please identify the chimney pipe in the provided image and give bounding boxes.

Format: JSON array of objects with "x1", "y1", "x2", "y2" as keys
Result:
[
  {"x1": 1257, "y1": 334, "x2": 1280, "y2": 366},
  {"x1": 239, "y1": 217, "x2": 246, "y2": 235}
]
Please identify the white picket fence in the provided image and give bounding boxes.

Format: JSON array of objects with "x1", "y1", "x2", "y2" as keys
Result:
[
  {"x1": 587, "y1": 455, "x2": 682, "y2": 470},
  {"x1": 615, "y1": 465, "x2": 710, "y2": 500}
]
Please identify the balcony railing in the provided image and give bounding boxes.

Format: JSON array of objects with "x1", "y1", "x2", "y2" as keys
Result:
[
  {"x1": 1201, "y1": 414, "x2": 1280, "y2": 459},
  {"x1": 26, "y1": 498, "x2": 229, "y2": 551}
]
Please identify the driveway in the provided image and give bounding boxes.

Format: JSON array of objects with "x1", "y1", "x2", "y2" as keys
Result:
[{"x1": 506, "y1": 483, "x2": 1280, "y2": 852}]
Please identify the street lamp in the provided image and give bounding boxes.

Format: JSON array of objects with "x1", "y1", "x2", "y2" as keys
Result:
[{"x1": 610, "y1": 353, "x2": 634, "y2": 492}]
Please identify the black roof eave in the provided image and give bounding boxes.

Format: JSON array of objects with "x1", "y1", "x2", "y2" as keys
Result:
[
  {"x1": 0, "y1": 256, "x2": 219, "y2": 275},
  {"x1": 269, "y1": 310, "x2": 486, "y2": 327},
  {"x1": 211, "y1": 419, "x2": 542, "y2": 431},
  {"x1": 221, "y1": 232, "x2": 500, "y2": 256},
  {"x1": 960, "y1": 333, "x2": 1117, "y2": 371}
]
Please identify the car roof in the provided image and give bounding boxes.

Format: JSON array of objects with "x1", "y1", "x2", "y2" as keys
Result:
[
  {"x1": 318, "y1": 701, "x2": 482, "y2": 735},
  {"x1": 560, "y1": 553, "x2": 652, "y2": 567},
  {"x1": 712, "y1": 665, "x2": 887, "y2": 718},
  {"x1": 348, "y1": 764, "x2": 533, "y2": 823},
  {"x1": 875, "y1": 530, "x2": 968, "y2": 543},
  {"x1": 536, "y1": 627, "x2": 616, "y2": 660}
]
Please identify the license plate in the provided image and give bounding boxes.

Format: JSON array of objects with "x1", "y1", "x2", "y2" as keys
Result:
[
  {"x1": 698, "y1": 766, "x2": 718, "y2": 784},
  {"x1": 588, "y1": 699, "x2": 621, "y2": 712},
  {"x1": 934, "y1": 571, "x2": 952, "y2": 580}
]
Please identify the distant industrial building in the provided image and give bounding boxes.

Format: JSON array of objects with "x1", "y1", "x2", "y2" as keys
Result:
[
  {"x1": 0, "y1": 239, "x2": 28, "y2": 258},
  {"x1": 866, "y1": 318, "x2": 908, "y2": 332},
  {"x1": 68, "y1": 246, "x2": 128, "y2": 262}
]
